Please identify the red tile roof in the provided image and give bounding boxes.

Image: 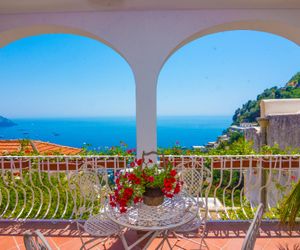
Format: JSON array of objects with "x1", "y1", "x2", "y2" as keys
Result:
[{"x1": 0, "y1": 140, "x2": 82, "y2": 155}]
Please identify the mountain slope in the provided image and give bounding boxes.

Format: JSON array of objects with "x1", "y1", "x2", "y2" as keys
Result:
[{"x1": 232, "y1": 72, "x2": 300, "y2": 125}]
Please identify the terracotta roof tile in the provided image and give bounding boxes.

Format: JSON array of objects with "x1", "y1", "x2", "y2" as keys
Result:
[{"x1": 0, "y1": 140, "x2": 81, "y2": 155}]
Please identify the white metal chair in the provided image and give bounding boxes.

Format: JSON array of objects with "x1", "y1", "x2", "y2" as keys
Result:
[
  {"x1": 23, "y1": 230, "x2": 52, "y2": 250},
  {"x1": 170, "y1": 166, "x2": 212, "y2": 249},
  {"x1": 70, "y1": 165, "x2": 122, "y2": 250},
  {"x1": 241, "y1": 203, "x2": 264, "y2": 250},
  {"x1": 162, "y1": 166, "x2": 211, "y2": 247}
]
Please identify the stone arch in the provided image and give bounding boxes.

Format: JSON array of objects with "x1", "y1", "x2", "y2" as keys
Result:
[{"x1": 160, "y1": 20, "x2": 300, "y2": 74}]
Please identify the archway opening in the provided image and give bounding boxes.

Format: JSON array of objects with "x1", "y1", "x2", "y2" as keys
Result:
[
  {"x1": 0, "y1": 34, "x2": 136, "y2": 150},
  {"x1": 158, "y1": 30, "x2": 300, "y2": 148}
]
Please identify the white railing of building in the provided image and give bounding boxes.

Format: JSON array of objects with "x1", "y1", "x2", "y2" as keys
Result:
[{"x1": 0, "y1": 155, "x2": 299, "y2": 221}]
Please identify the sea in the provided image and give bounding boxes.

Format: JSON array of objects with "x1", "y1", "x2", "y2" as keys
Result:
[{"x1": 0, "y1": 116, "x2": 231, "y2": 150}]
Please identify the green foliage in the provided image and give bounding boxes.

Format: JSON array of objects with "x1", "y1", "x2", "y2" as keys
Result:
[
  {"x1": 80, "y1": 141, "x2": 136, "y2": 156},
  {"x1": 232, "y1": 71, "x2": 300, "y2": 125},
  {"x1": 280, "y1": 179, "x2": 300, "y2": 227},
  {"x1": 0, "y1": 170, "x2": 79, "y2": 219},
  {"x1": 288, "y1": 72, "x2": 300, "y2": 83},
  {"x1": 260, "y1": 143, "x2": 300, "y2": 155}
]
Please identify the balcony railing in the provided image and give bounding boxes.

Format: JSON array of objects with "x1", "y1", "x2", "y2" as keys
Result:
[{"x1": 0, "y1": 155, "x2": 299, "y2": 221}]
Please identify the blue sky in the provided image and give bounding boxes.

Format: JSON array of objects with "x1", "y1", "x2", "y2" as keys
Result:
[{"x1": 0, "y1": 30, "x2": 299, "y2": 118}]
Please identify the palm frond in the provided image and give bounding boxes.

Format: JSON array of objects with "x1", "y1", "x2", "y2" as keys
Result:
[{"x1": 280, "y1": 179, "x2": 300, "y2": 227}]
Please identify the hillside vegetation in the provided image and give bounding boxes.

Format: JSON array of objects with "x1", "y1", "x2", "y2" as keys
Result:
[{"x1": 232, "y1": 72, "x2": 300, "y2": 125}]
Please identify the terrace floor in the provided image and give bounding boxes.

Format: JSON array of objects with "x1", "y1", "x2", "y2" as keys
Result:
[{"x1": 0, "y1": 221, "x2": 299, "y2": 250}]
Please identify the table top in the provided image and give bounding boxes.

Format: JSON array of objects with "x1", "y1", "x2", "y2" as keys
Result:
[{"x1": 105, "y1": 193, "x2": 198, "y2": 231}]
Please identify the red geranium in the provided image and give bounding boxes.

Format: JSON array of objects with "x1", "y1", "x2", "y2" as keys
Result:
[
  {"x1": 135, "y1": 159, "x2": 143, "y2": 166},
  {"x1": 170, "y1": 169, "x2": 177, "y2": 177},
  {"x1": 109, "y1": 158, "x2": 182, "y2": 213},
  {"x1": 120, "y1": 207, "x2": 127, "y2": 213},
  {"x1": 148, "y1": 176, "x2": 154, "y2": 182}
]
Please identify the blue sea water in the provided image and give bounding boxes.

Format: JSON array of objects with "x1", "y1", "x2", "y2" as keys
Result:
[{"x1": 0, "y1": 116, "x2": 231, "y2": 149}]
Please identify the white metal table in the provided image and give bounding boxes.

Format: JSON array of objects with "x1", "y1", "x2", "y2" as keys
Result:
[{"x1": 105, "y1": 193, "x2": 198, "y2": 250}]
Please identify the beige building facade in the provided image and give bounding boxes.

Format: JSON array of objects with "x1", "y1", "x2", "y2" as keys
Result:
[{"x1": 245, "y1": 99, "x2": 300, "y2": 150}]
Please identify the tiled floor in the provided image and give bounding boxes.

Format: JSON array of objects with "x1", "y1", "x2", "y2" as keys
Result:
[{"x1": 0, "y1": 221, "x2": 299, "y2": 250}]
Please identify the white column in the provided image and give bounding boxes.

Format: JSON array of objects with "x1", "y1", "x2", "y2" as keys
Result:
[{"x1": 135, "y1": 71, "x2": 158, "y2": 159}]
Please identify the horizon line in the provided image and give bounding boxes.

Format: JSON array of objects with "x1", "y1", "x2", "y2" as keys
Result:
[{"x1": 7, "y1": 114, "x2": 233, "y2": 119}]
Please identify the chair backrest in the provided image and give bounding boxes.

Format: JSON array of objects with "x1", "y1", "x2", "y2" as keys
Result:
[
  {"x1": 181, "y1": 168, "x2": 204, "y2": 197},
  {"x1": 241, "y1": 203, "x2": 264, "y2": 250},
  {"x1": 178, "y1": 162, "x2": 212, "y2": 224},
  {"x1": 70, "y1": 164, "x2": 109, "y2": 218},
  {"x1": 24, "y1": 230, "x2": 52, "y2": 250}
]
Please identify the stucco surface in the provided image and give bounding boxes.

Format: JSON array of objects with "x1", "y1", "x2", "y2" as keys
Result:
[{"x1": 267, "y1": 114, "x2": 300, "y2": 149}]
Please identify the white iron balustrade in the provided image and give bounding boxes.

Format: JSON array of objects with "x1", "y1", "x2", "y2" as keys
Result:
[{"x1": 0, "y1": 155, "x2": 299, "y2": 221}]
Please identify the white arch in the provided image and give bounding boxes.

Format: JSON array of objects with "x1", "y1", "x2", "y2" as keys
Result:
[
  {"x1": 0, "y1": 24, "x2": 139, "y2": 152},
  {"x1": 0, "y1": 24, "x2": 134, "y2": 72},
  {"x1": 160, "y1": 20, "x2": 300, "y2": 74}
]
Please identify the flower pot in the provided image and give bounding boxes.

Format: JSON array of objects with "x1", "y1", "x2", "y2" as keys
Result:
[{"x1": 143, "y1": 187, "x2": 164, "y2": 206}]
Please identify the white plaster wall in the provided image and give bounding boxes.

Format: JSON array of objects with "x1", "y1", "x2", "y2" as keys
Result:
[
  {"x1": 261, "y1": 99, "x2": 300, "y2": 118},
  {"x1": 1, "y1": 10, "x2": 300, "y2": 157}
]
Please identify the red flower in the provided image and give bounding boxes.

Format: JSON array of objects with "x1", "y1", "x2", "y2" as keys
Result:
[
  {"x1": 164, "y1": 186, "x2": 172, "y2": 192},
  {"x1": 170, "y1": 169, "x2": 177, "y2": 177},
  {"x1": 165, "y1": 193, "x2": 174, "y2": 198},
  {"x1": 119, "y1": 198, "x2": 128, "y2": 207},
  {"x1": 174, "y1": 183, "x2": 181, "y2": 194},
  {"x1": 134, "y1": 197, "x2": 141, "y2": 204},
  {"x1": 124, "y1": 188, "x2": 133, "y2": 198},
  {"x1": 164, "y1": 179, "x2": 172, "y2": 188},
  {"x1": 127, "y1": 149, "x2": 133, "y2": 154},
  {"x1": 169, "y1": 177, "x2": 176, "y2": 183},
  {"x1": 136, "y1": 159, "x2": 143, "y2": 166},
  {"x1": 130, "y1": 162, "x2": 135, "y2": 167},
  {"x1": 109, "y1": 201, "x2": 116, "y2": 207},
  {"x1": 149, "y1": 159, "x2": 153, "y2": 163},
  {"x1": 128, "y1": 173, "x2": 137, "y2": 181},
  {"x1": 148, "y1": 176, "x2": 154, "y2": 182},
  {"x1": 291, "y1": 175, "x2": 297, "y2": 181},
  {"x1": 120, "y1": 207, "x2": 127, "y2": 213},
  {"x1": 134, "y1": 178, "x2": 141, "y2": 184}
]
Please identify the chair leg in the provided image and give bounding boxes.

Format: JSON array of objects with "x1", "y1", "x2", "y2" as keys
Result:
[
  {"x1": 171, "y1": 232, "x2": 208, "y2": 250},
  {"x1": 80, "y1": 236, "x2": 109, "y2": 250}
]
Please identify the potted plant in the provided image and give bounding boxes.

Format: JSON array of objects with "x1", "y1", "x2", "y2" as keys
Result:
[{"x1": 109, "y1": 158, "x2": 182, "y2": 213}]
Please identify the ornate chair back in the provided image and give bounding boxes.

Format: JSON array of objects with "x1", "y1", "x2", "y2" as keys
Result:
[
  {"x1": 181, "y1": 168, "x2": 203, "y2": 197},
  {"x1": 241, "y1": 203, "x2": 264, "y2": 250},
  {"x1": 70, "y1": 163, "x2": 109, "y2": 219},
  {"x1": 23, "y1": 230, "x2": 52, "y2": 250},
  {"x1": 178, "y1": 161, "x2": 212, "y2": 223}
]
